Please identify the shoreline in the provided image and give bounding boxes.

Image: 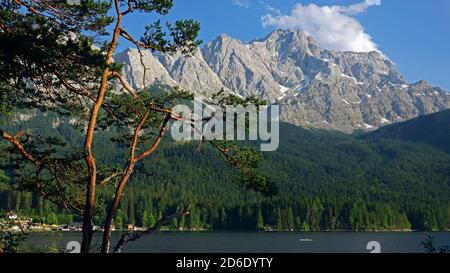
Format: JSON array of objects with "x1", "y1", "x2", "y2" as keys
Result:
[{"x1": 24, "y1": 229, "x2": 450, "y2": 233}]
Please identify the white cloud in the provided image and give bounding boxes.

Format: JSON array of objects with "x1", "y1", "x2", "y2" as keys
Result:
[
  {"x1": 334, "y1": 0, "x2": 381, "y2": 15},
  {"x1": 259, "y1": 0, "x2": 281, "y2": 15},
  {"x1": 232, "y1": 0, "x2": 250, "y2": 8},
  {"x1": 261, "y1": 0, "x2": 382, "y2": 53},
  {"x1": 233, "y1": 0, "x2": 282, "y2": 15}
]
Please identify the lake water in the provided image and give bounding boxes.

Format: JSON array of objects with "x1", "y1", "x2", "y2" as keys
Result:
[{"x1": 25, "y1": 232, "x2": 450, "y2": 253}]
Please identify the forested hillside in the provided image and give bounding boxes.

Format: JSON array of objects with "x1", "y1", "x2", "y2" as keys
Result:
[
  {"x1": 1, "y1": 112, "x2": 450, "y2": 231},
  {"x1": 361, "y1": 109, "x2": 450, "y2": 154}
]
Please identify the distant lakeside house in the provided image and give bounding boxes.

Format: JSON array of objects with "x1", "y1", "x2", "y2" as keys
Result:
[
  {"x1": 1, "y1": 212, "x2": 147, "y2": 232},
  {"x1": 6, "y1": 211, "x2": 18, "y2": 220}
]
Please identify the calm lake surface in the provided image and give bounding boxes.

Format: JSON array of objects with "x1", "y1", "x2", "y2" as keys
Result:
[{"x1": 25, "y1": 232, "x2": 450, "y2": 253}]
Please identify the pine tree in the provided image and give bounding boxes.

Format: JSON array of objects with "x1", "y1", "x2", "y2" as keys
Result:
[
  {"x1": 286, "y1": 207, "x2": 295, "y2": 231},
  {"x1": 276, "y1": 209, "x2": 284, "y2": 231},
  {"x1": 128, "y1": 203, "x2": 135, "y2": 225},
  {"x1": 0, "y1": 0, "x2": 274, "y2": 253},
  {"x1": 220, "y1": 208, "x2": 227, "y2": 228},
  {"x1": 256, "y1": 208, "x2": 265, "y2": 230},
  {"x1": 147, "y1": 213, "x2": 156, "y2": 228},
  {"x1": 294, "y1": 217, "x2": 302, "y2": 231},
  {"x1": 301, "y1": 221, "x2": 310, "y2": 232},
  {"x1": 178, "y1": 215, "x2": 185, "y2": 230}
]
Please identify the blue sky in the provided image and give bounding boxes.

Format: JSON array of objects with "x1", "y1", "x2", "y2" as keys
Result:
[{"x1": 120, "y1": 0, "x2": 450, "y2": 90}]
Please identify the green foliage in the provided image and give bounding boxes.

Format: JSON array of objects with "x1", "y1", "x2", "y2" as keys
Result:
[
  {"x1": 2, "y1": 113, "x2": 450, "y2": 231},
  {"x1": 215, "y1": 143, "x2": 275, "y2": 196},
  {"x1": 0, "y1": 170, "x2": 7, "y2": 185},
  {"x1": 256, "y1": 208, "x2": 264, "y2": 230},
  {"x1": 1, "y1": 1, "x2": 450, "y2": 234},
  {"x1": 211, "y1": 89, "x2": 267, "y2": 107},
  {"x1": 0, "y1": 82, "x2": 15, "y2": 119},
  {"x1": 361, "y1": 109, "x2": 450, "y2": 154},
  {"x1": 141, "y1": 19, "x2": 202, "y2": 55},
  {"x1": 0, "y1": 219, "x2": 28, "y2": 253},
  {"x1": 0, "y1": 1, "x2": 109, "y2": 117},
  {"x1": 120, "y1": 0, "x2": 174, "y2": 14},
  {"x1": 0, "y1": 0, "x2": 205, "y2": 225}
]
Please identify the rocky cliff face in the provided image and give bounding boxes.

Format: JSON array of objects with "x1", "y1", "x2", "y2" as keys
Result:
[
  {"x1": 115, "y1": 29, "x2": 450, "y2": 132},
  {"x1": 157, "y1": 49, "x2": 226, "y2": 97},
  {"x1": 114, "y1": 48, "x2": 175, "y2": 89}
]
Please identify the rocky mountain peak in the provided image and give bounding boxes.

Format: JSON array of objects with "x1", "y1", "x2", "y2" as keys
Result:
[
  {"x1": 114, "y1": 47, "x2": 175, "y2": 90},
  {"x1": 411, "y1": 80, "x2": 431, "y2": 88},
  {"x1": 115, "y1": 30, "x2": 450, "y2": 132}
]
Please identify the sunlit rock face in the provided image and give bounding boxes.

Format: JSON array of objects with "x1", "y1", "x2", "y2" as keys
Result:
[{"x1": 117, "y1": 29, "x2": 450, "y2": 132}]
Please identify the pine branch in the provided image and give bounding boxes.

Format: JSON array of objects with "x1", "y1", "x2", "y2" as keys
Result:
[
  {"x1": 112, "y1": 205, "x2": 190, "y2": 253},
  {"x1": 0, "y1": 129, "x2": 41, "y2": 165}
]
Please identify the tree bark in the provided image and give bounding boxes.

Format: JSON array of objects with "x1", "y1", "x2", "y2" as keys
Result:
[
  {"x1": 80, "y1": 0, "x2": 123, "y2": 253},
  {"x1": 112, "y1": 206, "x2": 190, "y2": 253},
  {"x1": 100, "y1": 165, "x2": 135, "y2": 253},
  {"x1": 100, "y1": 112, "x2": 171, "y2": 253}
]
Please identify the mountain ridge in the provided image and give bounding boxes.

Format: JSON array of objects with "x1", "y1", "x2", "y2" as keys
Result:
[
  {"x1": 361, "y1": 108, "x2": 450, "y2": 154},
  {"x1": 115, "y1": 29, "x2": 450, "y2": 132}
]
